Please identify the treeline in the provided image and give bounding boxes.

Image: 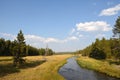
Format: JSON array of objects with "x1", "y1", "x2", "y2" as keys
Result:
[
  {"x1": 78, "y1": 38, "x2": 120, "y2": 60},
  {"x1": 0, "y1": 38, "x2": 54, "y2": 56},
  {"x1": 78, "y1": 16, "x2": 120, "y2": 61}
]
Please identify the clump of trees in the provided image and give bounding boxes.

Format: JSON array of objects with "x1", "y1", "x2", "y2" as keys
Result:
[
  {"x1": 79, "y1": 38, "x2": 111, "y2": 59},
  {"x1": 89, "y1": 39, "x2": 106, "y2": 59},
  {"x1": 0, "y1": 38, "x2": 12, "y2": 56},
  {"x1": 79, "y1": 16, "x2": 120, "y2": 61},
  {"x1": 0, "y1": 30, "x2": 55, "y2": 66}
]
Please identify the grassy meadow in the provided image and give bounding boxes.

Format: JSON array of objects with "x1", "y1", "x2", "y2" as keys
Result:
[
  {"x1": 0, "y1": 54, "x2": 72, "y2": 80},
  {"x1": 77, "y1": 56, "x2": 120, "y2": 78}
]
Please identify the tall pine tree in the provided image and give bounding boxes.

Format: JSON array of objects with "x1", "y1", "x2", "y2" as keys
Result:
[
  {"x1": 112, "y1": 16, "x2": 120, "y2": 61},
  {"x1": 13, "y1": 30, "x2": 26, "y2": 67}
]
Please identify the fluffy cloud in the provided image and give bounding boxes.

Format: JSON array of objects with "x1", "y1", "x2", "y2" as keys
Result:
[
  {"x1": 67, "y1": 36, "x2": 78, "y2": 40},
  {"x1": 99, "y1": 4, "x2": 120, "y2": 16},
  {"x1": 0, "y1": 32, "x2": 79, "y2": 50},
  {"x1": 25, "y1": 35, "x2": 78, "y2": 43},
  {"x1": 0, "y1": 33, "x2": 78, "y2": 44},
  {"x1": 0, "y1": 32, "x2": 16, "y2": 40},
  {"x1": 76, "y1": 21, "x2": 111, "y2": 32}
]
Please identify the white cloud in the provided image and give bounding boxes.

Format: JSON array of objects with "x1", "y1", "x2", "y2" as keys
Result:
[
  {"x1": 25, "y1": 35, "x2": 44, "y2": 42},
  {"x1": 76, "y1": 21, "x2": 111, "y2": 32},
  {"x1": 0, "y1": 32, "x2": 78, "y2": 44},
  {"x1": 99, "y1": 4, "x2": 120, "y2": 16},
  {"x1": 67, "y1": 36, "x2": 78, "y2": 40},
  {"x1": 25, "y1": 35, "x2": 78, "y2": 43},
  {"x1": 45, "y1": 38, "x2": 59, "y2": 43},
  {"x1": 0, "y1": 33, "x2": 16, "y2": 40},
  {"x1": 25, "y1": 35, "x2": 60, "y2": 43}
]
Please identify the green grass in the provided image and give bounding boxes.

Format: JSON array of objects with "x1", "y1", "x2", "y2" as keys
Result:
[
  {"x1": 0, "y1": 55, "x2": 72, "y2": 80},
  {"x1": 77, "y1": 56, "x2": 120, "y2": 78}
]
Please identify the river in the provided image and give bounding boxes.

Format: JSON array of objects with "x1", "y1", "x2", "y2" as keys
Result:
[{"x1": 59, "y1": 57, "x2": 119, "y2": 80}]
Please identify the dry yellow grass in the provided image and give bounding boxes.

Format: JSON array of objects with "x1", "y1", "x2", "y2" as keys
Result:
[{"x1": 0, "y1": 54, "x2": 72, "y2": 80}]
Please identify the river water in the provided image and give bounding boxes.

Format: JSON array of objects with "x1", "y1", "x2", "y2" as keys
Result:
[{"x1": 59, "y1": 57, "x2": 119, "y2": 80}]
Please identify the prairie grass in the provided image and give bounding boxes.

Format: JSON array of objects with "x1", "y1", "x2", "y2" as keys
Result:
[
  {"x1": 0, "y1": 54, "x2": 72, "y2": 80},
  {"x1": 77, "y1": 56, "x2": 120, "y2": 78}
]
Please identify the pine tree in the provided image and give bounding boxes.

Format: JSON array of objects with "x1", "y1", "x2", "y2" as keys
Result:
[
  {"x1": 113, "y1": 16, "x2": 120, "y2": 38},
  {"x1": 112, "y1": 16, "x2": 120, "y2": 61},
  {"x1": 13, "y1": 30, "x2": 26, "y2": 67},
  {"x1": 89, "y1": 38, "x2": 106, "y2": 59}
]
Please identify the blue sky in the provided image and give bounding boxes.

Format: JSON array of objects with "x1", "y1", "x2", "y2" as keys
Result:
[{"x1": 0, "y1": 0, "x2": 120, "y2": 52}]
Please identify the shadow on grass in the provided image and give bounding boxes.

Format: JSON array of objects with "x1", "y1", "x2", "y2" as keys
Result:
[
  {"x1": 20, "y1": 60, "x2": 46, "y2": 69},
  {"x1": 0, "y1": 60, "x2": 46, "y2": 77},
  {"x1": 0, "y1": 63, "x2": 20, "y2": 77}
]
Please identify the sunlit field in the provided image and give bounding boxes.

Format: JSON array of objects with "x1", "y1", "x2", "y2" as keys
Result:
[
  {"x1": 0, "y1": 54, "x2": 72, "y2": 80},
  {"x1": 77, "y1": 56, "x2": 120, "y2": 78}
]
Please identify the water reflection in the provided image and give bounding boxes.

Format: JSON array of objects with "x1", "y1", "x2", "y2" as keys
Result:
[{"x1": 59, "y1": 57, "x2": 119, "y2": 80}]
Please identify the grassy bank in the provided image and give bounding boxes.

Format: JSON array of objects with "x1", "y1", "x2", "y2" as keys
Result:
[
  {"x1": 0, "y1": 55, "x2": 72, "y2": 80},
  {"x1": 77, "y1": 56, "x2": 120, "y2": 78}
]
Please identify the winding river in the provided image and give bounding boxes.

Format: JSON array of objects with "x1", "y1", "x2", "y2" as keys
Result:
[{"x1": 59, "y1": 57, "x2": 119, "y2": 80}]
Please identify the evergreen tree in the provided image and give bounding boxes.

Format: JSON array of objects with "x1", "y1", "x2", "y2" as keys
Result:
[
  {"x1": 89, "y1": 39, "x2": 106, "y2": 59},
  {"x1": 113, "y1": 16, "x2": 120, "y2": 38},
  {"x1": 112, "y1": 16, "x2": 120, "y2": 61},
  {"x1": 13, "y1": 30, "x2": 26, "y2": 67}
]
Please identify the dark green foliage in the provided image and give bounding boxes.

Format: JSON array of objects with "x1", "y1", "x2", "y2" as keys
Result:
[
  {"x1": 13, "y1": 30, "x2": 26, "y2": 66},
  {"x1": 89, "y1": 38, "x2": 106, "y2": 59},
  {"x1": 4, "y1": 40, "x2": 12, "y2": 56},
  {"x1": 89, "y1": 47, "x2": 106, "y2": 59},
  {"x1": 0, "y1": 33, "x2": 54, "y2": 57},
  {"x1": 47, "y1": 49, "x2": 55, "y2": 55},
  {"x1": 0, "y1": 38, "x2": 5, "y2": 56},
  {"x1": 113, "y1": 16, "x2": 120, "y2": 38},
  {"x1": 79, "y1": 38, "x2": 114, "y2": 59},
  {"x1": 112, "y1": 16, "x2": 120, "y2": 61},
  {"x1": 0, "y1": 38, "x2": 54, "y2": 56},
  {"x1": 81, "y1": 46, "x2": 92, "y2": 56},
  {"x1": 111, "y1": 39, "x2": 120, "y2": 61},
  {"x1": 39, "y1": 48, "x2": 45, "y2": 55},
  {"x1": 27, "y1": 45, "x2": 39, "y2": 56},
  {"x1": 39, "y1": 48, "x2": 54, "y2": 56},
  {"x1": 78, "y1": 37, "x2": 120, "y2": 60},
  {"x1": 0, "y1": 38, "x2": 13, "y2": 56}
]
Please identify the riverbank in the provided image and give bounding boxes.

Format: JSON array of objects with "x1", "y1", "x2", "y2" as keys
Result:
[
  {"x1": 0, "y1": 55, "x2": 72, "y2": 80},
  {"x1": 77, "y1": 56, "x2": 120, "y2": 78}
]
